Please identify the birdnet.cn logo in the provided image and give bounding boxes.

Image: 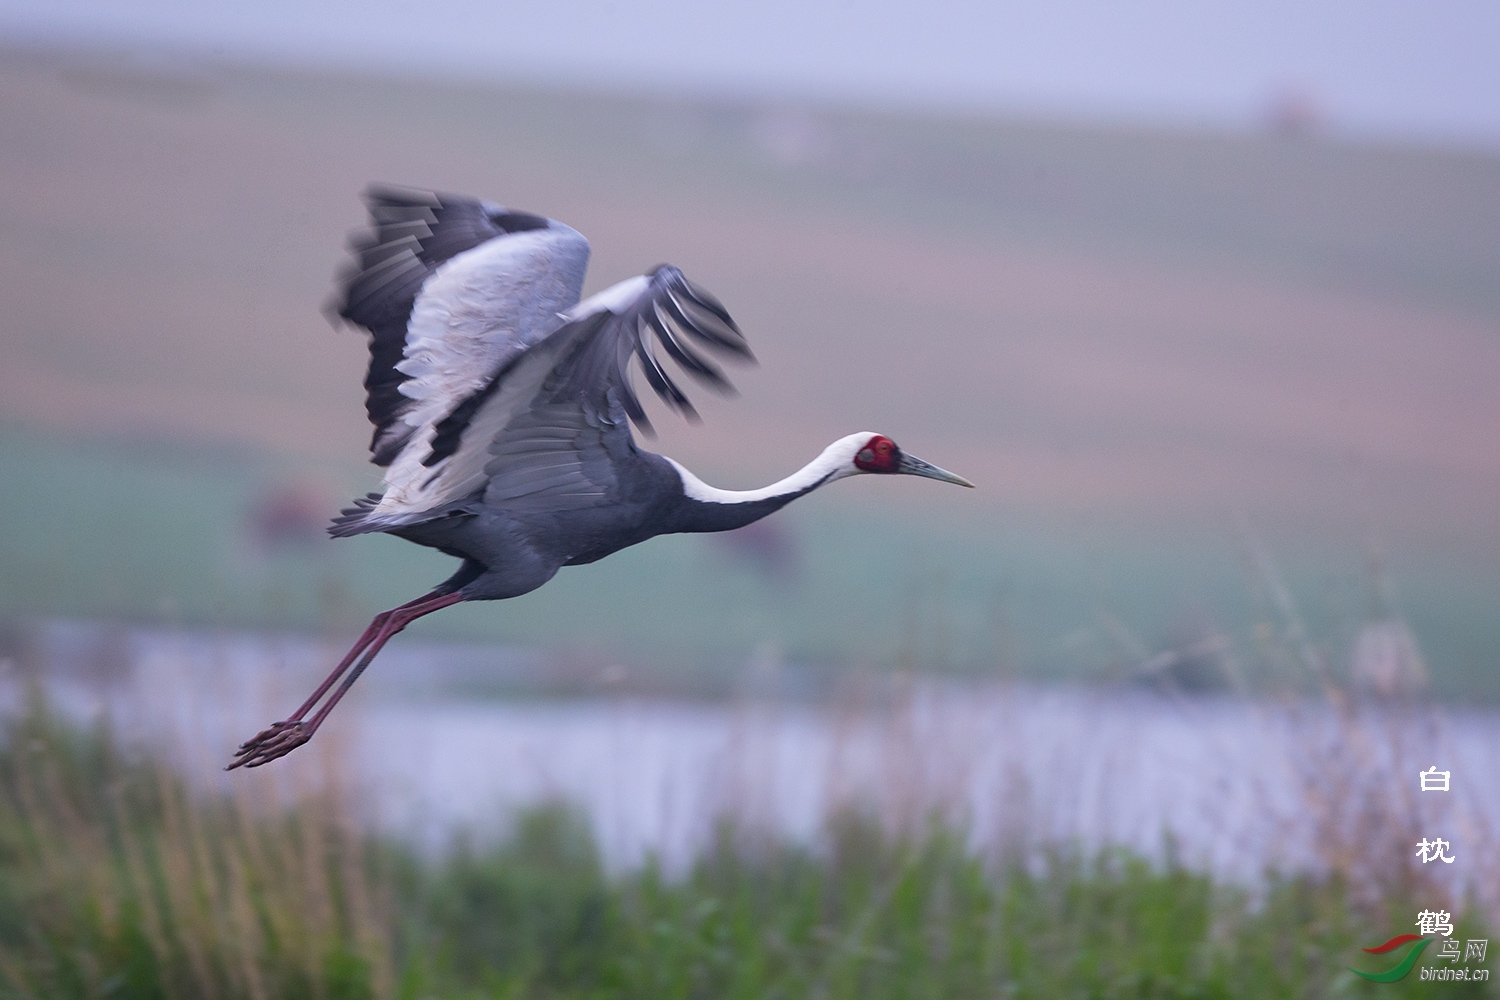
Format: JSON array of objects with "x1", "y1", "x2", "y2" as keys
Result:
[{"x1": 1350, "y1": 911, "x2": 1489, "y2": 984}]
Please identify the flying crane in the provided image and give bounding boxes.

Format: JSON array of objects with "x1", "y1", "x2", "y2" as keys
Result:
[{"x1": 229, "y1": 187, "x2": 973, "y2": 768}]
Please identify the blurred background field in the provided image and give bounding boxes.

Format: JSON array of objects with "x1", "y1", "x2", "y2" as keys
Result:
[
  {"x1": 1, "y1": 6, "x2": 1499, "y2": 993},
  {"x1": 1, "y1": 45, "x2": 1498, "y2": 696}
]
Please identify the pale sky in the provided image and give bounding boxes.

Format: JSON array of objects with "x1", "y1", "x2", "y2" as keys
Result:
[{"x1": 2, "y1": 0, "x2": 1498, "y2": 148}]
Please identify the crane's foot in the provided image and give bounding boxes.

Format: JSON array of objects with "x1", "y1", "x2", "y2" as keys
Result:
[{"x1": 226, "y1": 720, "x2": 314, "y2": 769}]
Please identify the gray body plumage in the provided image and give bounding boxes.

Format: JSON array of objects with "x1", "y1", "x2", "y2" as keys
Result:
[{"x1": 395, "y1": 451, "x2": 815, "y2": 601}]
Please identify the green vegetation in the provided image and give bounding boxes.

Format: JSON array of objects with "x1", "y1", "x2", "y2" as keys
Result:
[
  {"x1": 0, "y1": 696, "x2": 393, "y2": 1000},
  {"x1": 3, "y1": 697, "x2": 1492, "y2": 999}
]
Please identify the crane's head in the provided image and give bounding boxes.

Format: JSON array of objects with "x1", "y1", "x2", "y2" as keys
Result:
[{"x1": 840, "y1": 433, "x2": 974, "y2": 488}]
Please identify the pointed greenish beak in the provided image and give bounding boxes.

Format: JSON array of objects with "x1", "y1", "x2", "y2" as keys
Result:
[{"x1": 897, "y1": 452, "x2": 975, "y2": 488}]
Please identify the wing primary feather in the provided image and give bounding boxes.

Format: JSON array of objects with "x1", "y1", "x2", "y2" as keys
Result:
[
  {"x1": 359, "y1": 219, "x2": 430, "y2": 244},
  {"x1": 610, "y1": 327, "x2": 652, "y2": 432},
  {"x1": 648, "y1": 303, "x2": 731, "y2": 389},
  {"x1": 341, "y1": 250, "x2": 425, "y2": 311},
  {"x1": 665, "y1": 292, "x2": 753, "y2": 358},
  {"x1": 366, "y1": 183, "x2": 442, "y2": 205},
  {"x1": 355, "y1": 235, "x2": 424, "y2": 270},
  {"x1": 632, "y1": 319, "x2": 676, "y2": 400},
  {"x1": 633, "y1": 316, "x2": 696, "y2": 416},
  {"x1": 654, "y1": 302, "x2": 734, "y2": 385},
  {"x1": 675, "y1": 277, "x2": 745, "y2": 338}
]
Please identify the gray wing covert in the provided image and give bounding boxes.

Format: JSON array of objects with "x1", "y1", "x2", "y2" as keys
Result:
[{"x1": 476, "y1": 264, "x2": 754, "y2": 513}]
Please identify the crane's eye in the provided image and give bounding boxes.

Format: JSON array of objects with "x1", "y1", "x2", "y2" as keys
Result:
[{"x1": 855, "y1": 435, "x2": 900, "y2": 472}]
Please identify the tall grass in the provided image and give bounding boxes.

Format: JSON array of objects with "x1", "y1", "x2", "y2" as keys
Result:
[
  {"x1": 0, "y1": 689, "x2": 394, "y2": 1000},
  {"x1": 3, "y1": 690, "x2": 1493, "y2": 999}
]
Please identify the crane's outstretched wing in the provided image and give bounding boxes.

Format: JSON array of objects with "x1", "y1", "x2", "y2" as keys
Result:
[
  {"x1": 333, "y1": 264, "x2": 751, "y2": 535},
  {"x1": 332, "y1": 186, "x2": 590, "y2": 466}
]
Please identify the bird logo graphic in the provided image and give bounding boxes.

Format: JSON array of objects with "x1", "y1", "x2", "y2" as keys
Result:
[{"x1": 1349, "y1": 934, "x2": 1431, "y2": 983}]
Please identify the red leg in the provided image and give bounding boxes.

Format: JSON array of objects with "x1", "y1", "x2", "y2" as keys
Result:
[{"x1": 227, "y1": 590, "x2": 464, "y2": 769}]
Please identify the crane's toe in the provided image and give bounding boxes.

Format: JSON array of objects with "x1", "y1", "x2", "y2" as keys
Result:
[{"x1": 226, "y1": 721, "x2": 313, "y2": 769}]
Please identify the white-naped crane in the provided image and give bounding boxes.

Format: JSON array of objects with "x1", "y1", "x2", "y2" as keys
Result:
[{"x1": 229, "y1": 187, "x2": 973, "y2": 768}]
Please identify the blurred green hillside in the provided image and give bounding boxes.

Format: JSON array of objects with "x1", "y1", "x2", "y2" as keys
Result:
[{"x1": 0, "y1": 47, "x2": 1497, "y2": 695}]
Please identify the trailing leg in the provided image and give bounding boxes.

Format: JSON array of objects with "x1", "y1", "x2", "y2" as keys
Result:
[{"x1": 227, "y1": 589, "x2": 465, "y2": 768}]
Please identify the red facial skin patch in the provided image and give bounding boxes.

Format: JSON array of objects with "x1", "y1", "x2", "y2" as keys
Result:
[{"x1": 854, "y1": 435, "x2": 901, "y2": 473}]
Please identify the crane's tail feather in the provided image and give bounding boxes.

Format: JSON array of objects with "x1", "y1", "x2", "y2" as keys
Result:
[{"x1": 328, "y1": 492, "x2": 479, "y2": 537}]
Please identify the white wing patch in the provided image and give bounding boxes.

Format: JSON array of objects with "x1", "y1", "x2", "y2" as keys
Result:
[
  {"x1": 365, "y1": 324, "x2": 593, "y2": 524},
  {"x1": 563, "y1": 274, "x2": 650, "y2": 320},
  {"x1": 395, "y1": 227, "x2": 588, "y2": 440},
  {"x1": 360, "y1": 226, "x2": 589, "y2": 524}
]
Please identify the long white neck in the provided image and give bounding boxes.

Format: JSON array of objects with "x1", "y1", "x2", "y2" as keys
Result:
[{"x1": 666, "y1": 432, "x2": 871, "y2": 506}]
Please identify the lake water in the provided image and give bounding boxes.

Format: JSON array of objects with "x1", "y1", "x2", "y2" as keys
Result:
[{"x1": 7, "y1": 620, "x2": 1498, "y2": 896}]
